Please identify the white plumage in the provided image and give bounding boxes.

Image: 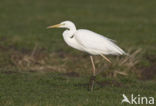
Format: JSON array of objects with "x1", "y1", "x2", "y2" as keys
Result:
[
  {"x1": 49, "y1": 21, "x2": 126, "y2": 56},
  {"x1": 74, "y1": 29, "x2": 126, "y2": 55},
  {"x1": 47, "y1": 20, "x2": 127, "y2": 91}
]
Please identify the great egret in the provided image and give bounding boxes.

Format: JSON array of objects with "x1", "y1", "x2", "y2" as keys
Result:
[{"x1": 47, "y1": 21, "x2": 126, "y2": 91}]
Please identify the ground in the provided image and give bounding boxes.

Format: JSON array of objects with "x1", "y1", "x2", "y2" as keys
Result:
[{"x1": 0, "y1": 0, "x2": 156, "y2": 106}]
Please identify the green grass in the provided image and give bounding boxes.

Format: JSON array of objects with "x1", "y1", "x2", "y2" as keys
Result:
[
  {"x1": 0, "y1": 0, "x2": 156, "y2": 51},
  {"x1": 0, "y1": 72, "x2": 156, "y2": 106},
  {"x1": 0, "y1": 0, "x2": 156, "y2": 105}
]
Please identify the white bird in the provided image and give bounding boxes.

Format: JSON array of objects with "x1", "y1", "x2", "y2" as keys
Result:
[{"x1": 47, "y1": 21, "x2": 126, "y2": 91}]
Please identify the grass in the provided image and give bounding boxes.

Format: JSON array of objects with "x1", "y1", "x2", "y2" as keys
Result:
[
  {"x1": 0, "y1": 0, "x2": 156, "y2": 105},
  {"x1": 0, "y1": 72, "x2": 156, "y2": 106}
]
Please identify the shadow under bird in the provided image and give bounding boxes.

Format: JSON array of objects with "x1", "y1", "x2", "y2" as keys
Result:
[{"x1": 47, "y1": 21, "x2": 127, "y2": 91}]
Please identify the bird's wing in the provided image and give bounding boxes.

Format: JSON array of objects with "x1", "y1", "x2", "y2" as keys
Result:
[{"x1": 74, "y1": 29, "x2": 126, "y2": 55}]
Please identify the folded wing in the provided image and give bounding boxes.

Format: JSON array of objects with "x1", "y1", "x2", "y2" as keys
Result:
[{"x1": 75, "y1": 29, "x2": 126, "y2": 55}]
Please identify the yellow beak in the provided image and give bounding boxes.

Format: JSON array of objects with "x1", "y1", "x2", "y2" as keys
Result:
[{"x1": 47, "y1": 24, "x2": 62, "y2": 29}]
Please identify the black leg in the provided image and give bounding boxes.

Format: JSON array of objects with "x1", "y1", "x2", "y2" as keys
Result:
[
  {"x1": 89, "y1": 56, "x2": 96, "y2": 91},
  {"x1": 89, "y1": 75, "x2": 96, "y2": 91}
]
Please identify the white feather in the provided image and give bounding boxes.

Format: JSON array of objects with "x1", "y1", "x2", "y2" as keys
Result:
[
  {"x1": 49, "y1": 20, "x2": 126, "y2": 56},
  {"x1": 74, "y1": 29, "x2": 126, "y2": 55}
]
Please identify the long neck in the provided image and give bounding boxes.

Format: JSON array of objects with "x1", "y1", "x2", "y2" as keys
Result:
[
  {"x1": 68, "y1": 25, "x2": 76, "y2": 34},
  {"x1": 63, "y1": 24, "x2": 77, "y2": 38}
]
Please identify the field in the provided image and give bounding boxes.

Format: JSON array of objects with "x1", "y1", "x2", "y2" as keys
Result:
[{"x1": 0, "y1": 0, "x2": 156, "y2": 106}]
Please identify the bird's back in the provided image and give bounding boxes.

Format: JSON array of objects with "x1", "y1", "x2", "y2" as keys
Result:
[{"x1": 74, "y1": 29, "x2": 126, "y2": 55}]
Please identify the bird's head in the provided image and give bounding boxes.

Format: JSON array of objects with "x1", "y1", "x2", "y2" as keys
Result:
[{"x1": 47, "y1": 21, "x2": 76, "y2": 30}]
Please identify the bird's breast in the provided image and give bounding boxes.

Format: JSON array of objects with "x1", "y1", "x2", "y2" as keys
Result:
[{"x1": 62, "y1": 32, "x2": 85, "y2": 52}]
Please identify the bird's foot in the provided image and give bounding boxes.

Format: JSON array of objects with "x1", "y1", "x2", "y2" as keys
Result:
[{"x1": 88, "y1": 76, "x2": 96, "y2": 92}]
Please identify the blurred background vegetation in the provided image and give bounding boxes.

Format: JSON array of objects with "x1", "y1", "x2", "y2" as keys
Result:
[{"x1": 0, "y1": 0, "x2": 156, "y2": 105}]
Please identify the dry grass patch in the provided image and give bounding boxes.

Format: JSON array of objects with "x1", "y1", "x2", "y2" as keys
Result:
[
  {"x1": 10, "y1": 46, "x2": 143, "y2": 79},
  {"x1": 94, "y1": 48, "x2": 142, "y2": 78}
]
